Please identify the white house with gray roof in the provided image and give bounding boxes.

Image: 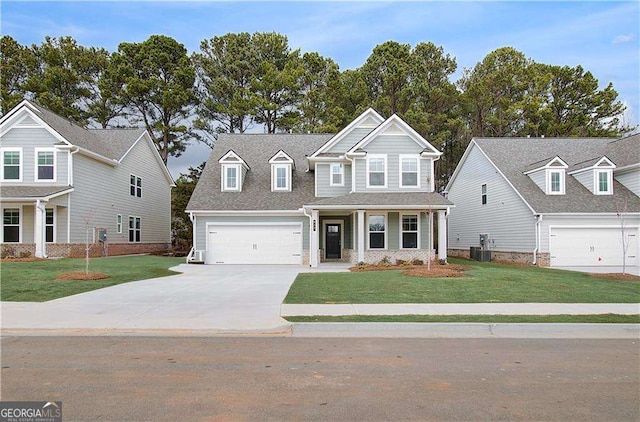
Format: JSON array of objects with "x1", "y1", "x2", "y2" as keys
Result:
[
  {"x1": 445, "y1": 135, "x2": 640, "y2": 274},
  {"x1": 186, "y1": 109, "x2": 453, "y2": 267},
  {"x1": 0, "y1": 100, "x2": 174, "y2": 258}
]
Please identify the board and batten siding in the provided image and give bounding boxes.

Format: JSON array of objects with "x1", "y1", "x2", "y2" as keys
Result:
[
  {"x1": 195, "y1": 215, "x2": 309, "y2": 251},
  {"x1": 325, "y1": 127, "x2": 373, "y2": 154},
  {"x1": 0, "y1": 127, "x2": 69, "y2": 185},
  {"x1": 615, "y1": 170, "x2": 640, "y2": 196},
  {"x1": 69, "y1": 137, "x2": 171, "y2": 244},
  {"x1": 447, "y1": 144, "x2": 536, "y2": 253},
  {"x1": 315, "y1": 163, "x2": 352, "y2": 197}
]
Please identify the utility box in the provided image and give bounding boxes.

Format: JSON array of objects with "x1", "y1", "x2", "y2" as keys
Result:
[
  {"x1": 98, "y1": 229, "x2": 107, "y2": 243},
  {"x1": 479, "y1": 233, "x2": 490, "y2": 247}
]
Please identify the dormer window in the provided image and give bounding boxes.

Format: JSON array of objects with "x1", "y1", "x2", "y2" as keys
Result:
[
  {"x1": 596, "y1": 170, "x2": 612, "y2": 195},
  {"x1": 222, "y1": 164, "x2": 240, "y2": 191},
  {"x1": 218, "y1": 150, "x2": 249, "y2": 192},
  {"x1": 568, "y1": 156, "x2": 615, "y2": 196},
  {"x1": 269, "y1": 150, "x2": 294, "y2": 192},
  {"x1": 547, "y1": 169, "x2": 565, "y2": 195},
  {"x1": 524, "y1": 156, "x2": 567, "y2": 195}
]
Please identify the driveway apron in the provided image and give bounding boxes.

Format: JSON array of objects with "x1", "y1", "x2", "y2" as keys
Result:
[{"x1": 1, "y1": 264, "x2": 300, "y2": 333}]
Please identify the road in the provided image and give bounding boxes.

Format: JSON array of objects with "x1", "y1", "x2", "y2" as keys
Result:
[{"x1": 1, "y1": 336, "x2": 638, "y2": 421}]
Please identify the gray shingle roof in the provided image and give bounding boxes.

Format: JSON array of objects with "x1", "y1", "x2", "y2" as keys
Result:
[
  {"x1": 1, "y1": 186, "x2": 73, "y2": 199},
  {"x1": 605, "y1": 133, "x2": 639, "y2": 168},
  {"x1": 307, "y1": 192, "x2": 453, "y2": 208},
  {"x1": 473, "y1": 137, "x2": 640, "y2": 213}
]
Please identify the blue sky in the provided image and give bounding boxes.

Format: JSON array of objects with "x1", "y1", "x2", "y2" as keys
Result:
[{"x1": 2, "y1": 1, "x2": 638, "y2": 177}]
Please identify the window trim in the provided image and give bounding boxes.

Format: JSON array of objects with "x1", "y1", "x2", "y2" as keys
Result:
[
  {"x1": 481, "y1": 183, "x2": 487, "y2": 205},
  {"x1": 366, "y1": 154, "x2": 387, "y2": 188},
  {"x1": 1, "y1": 147, "x2": 23, "y2": 182},
  {"x1": 45, "y1": 208, "x2": 55, "y2": 243},
  {"x1": 34, "y1": 148, "x2": 56, "y2": 182},
  {"x1": 595, "y1": 169, "x2": 612, "y2": 195},
  {"x1": 272, "y1": 164, "x2": 291, "y2": 192},
  {"x1": 400, "y1": 213, "x2": 420, "y2": 249},
  {"x1": 399, "y1": 155, "x2": 420, "y2": 188},
  {"x1": 116, "y1": 214, "x2": 122, "y2": 234},
  {"x1": 329, "y1": 163, "x2": 344, "y2": 187},
  {"x1": 222, "y1": 164, "x2": 241, "y2": 192},
  {"x1": 130, "y1": 174, "x2": 142, "y2": 197},
  {"x1": 367, "y1": 212, "x2": 387, "y2": 250},
  {"x1": 2, "y1": 207, "x2": 21, "y2": 243},
  {"x1": 128, "y1": 216, "x2": 141, "y2": 243},
  {"x1": 546, "y1": 169, "x2": 565, "y2": 195}
]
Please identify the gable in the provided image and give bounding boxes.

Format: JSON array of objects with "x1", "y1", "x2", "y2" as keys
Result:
[{"x1": 310, "y1": 108, "x2": 383, "y2": 157}]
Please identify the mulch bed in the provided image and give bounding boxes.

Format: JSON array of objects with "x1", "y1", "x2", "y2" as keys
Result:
[
  {"x1": 54, "y1": 272, "x2": 109, "y2": 281},
  {"x1": 350, "y1": 264, "x2": 469, "y2": 278},
  {"x1": 590, "y1": 273, "x2": 640, "y2": 282}
]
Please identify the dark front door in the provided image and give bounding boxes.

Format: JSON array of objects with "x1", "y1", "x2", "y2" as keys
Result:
[{"x1": 325, "y1": 223, "x2": 341, "y2": 259}]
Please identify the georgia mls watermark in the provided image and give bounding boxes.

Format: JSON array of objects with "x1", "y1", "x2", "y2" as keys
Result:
[{"x1": 0, "y1": 401, "x2": 62, "y2": 422}]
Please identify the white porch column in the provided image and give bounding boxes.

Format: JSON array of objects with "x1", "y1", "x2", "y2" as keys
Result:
[
  {"x1": 357, "y1": 210, "x2": 365, "y2": 263},
  {"x1": 34, "y1": 200, "x2": 46, "y2": 258},
  {"x1": 437, "y1": 210, "x2": 447, "y2": 263},
  {"x1": 310, "y1": 209, "x2": 319, "y2": 267}
]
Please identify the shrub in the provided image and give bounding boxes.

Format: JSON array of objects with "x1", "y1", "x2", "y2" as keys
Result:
[
  {"x1": 1, "y1": 246, "x2": 16, "y2": 259},
  {"x1": 411, "y1": 258, "x2": 424, "y2": 266},
  {"x1": 379, "y1": 256, "x2": 392, "y2": 266},
  {"x1": 19, "y1": 251, "x2": 32, "y2": 259}
]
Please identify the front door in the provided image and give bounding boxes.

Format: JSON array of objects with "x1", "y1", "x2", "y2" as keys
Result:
[{"x1": 325, "y1": 223, "x2": 341, "y2": 259}]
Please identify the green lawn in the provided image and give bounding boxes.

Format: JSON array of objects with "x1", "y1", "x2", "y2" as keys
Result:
[
  {"x1": 284, "y1": 258, "x2": 640, "y2": 304},
  {"x1": 1, "y1": 255, "x2": 185, "y2": 302},
  {"x1": 285, "y1": 314, "x2": 640, "y2": 323}
]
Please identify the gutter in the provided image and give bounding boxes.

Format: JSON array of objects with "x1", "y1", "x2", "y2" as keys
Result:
[
  {"x1": 344, "y1": 154, "x2": 355, "y2": 193},
  {"x1": 533, "y1": 214, "x2": 542, "y2": 265}
]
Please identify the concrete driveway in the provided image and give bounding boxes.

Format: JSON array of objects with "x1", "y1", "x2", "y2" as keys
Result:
[{"x1": 1, "y1": 264, "x2": 302, "y2": 334}]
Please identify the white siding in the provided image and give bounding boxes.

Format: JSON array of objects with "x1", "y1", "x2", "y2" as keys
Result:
[
  {"x1": 316, "y1": 163, "x2": 352, "y2": 197},
  {"x1": 615, "y1": 170, "x2": 640, "y2": 196},
  {"x1": 572, "y1": 171, "x2": 594, "y2": 194},
  {"x1": 528, "y1": 170, "x2": 545, "y2": 192},
  {"x1": 447, "y1": 144, "x2": 536, "y2": 252}
]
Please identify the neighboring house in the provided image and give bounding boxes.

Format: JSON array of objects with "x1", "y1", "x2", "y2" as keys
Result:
[
  {"x1": 186, "y1": 109, "x2": 453, "y2": 267},
  {"x1": 445, "y1": 135, "x2": 640, "y2": 273},
  {"x1": 0, "y1": 100, "x2": 174, "y2": 258}
]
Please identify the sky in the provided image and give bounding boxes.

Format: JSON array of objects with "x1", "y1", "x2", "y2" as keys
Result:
[{"x1": 1, "y1": 1, "x2": 638, "y2": 179}]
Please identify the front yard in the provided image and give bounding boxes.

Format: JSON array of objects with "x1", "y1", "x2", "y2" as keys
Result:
[
  {"x1": 284, "y1": 258, "x2": 640, "y2": 304},
  {"x1": 1, "y1": 255, "x2": 184, "y2": 302}
]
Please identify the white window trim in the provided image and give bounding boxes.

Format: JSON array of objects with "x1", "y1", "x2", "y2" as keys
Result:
[
  {"x1": 272, "y1": 164, "x2": 291, "y2": 191},
  {"x1": 367, "y1": 212, "x2": 388, "y2": 250},
  {"x1": 595, "y1": 169, "x2": 612, "y2": 195},
  {"x1": 221, "y1": 164, "x2": 241, "y2": 192},
  {"x1": 34, "y1": 148, "x2": 56, "y2": 182},
  {"x1": 329, "y1": 163, "x2": 344, "y2": 187},
  {"x1": 546, "y1": 169, "x2": 565, "y2": 195},
  {"x1": 481, "y1": 183, "x2": 487, "y2": 205},
  {"x1": 1, "y1": 206, "x2": 21, "y2": 243},
  {"x1": 130, "y1": 174, "x2": 142, "y2": 197},
  {"x1": 128, "y1": 215, "x2": 142, "y2": 243},
  {"x1": 399, "y1": 213, "x2": 420, "y2": 249},
  {"x1": 45, "y1": 208, "x2": 56, "y2": 243},
  {"x1": 366, "y1": 154, "x2": 387, "y2": 188},
  {"x1": 399, "y1": 154, "x2": 420, "y2": 188},
  {"x1": 1, "y1": 147, "x2": 23, "y2": 182},
  {"x1": 116, "y1": 214, "x2": 122, "y2": 234}
]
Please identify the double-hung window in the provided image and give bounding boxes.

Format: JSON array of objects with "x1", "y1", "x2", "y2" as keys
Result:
[
  {"x1": 273, "y1": 164, "x2": 290, "y2": 191},
  {"x1": 596, "y1": 170, "x2": 612, "y2": 194},
  {"x1": 330, "y1": 163, "x2": 344, "y2": 186},
  {"x1": 116, "y1": 214, "x2": 123, "y2": 234},
  {"x1": 547, "y1": 170, "x2": 565, "y2": 195},
  {"x1": 400, "y1": 156, "x2": 419, "y2": 188},
  {"x1": 368, "y1": 214, "x2": 386, "y2": 249},
  {"x1": 130, "y1": 175, "x2": 142, "y2": 197},
  {"x1": 45, "y1": 209, "x2": 54, "y2": 243},
  {"x1": 481, "y1": 184, "x2": 487, "y2": 205},
  {"x1": 2, "y1": 208, "x2": 20, "y2": 243},
  {"x1": 401, "y1": 214, "x2": 419, "y2": 249},
  {"x1": 223, "y1": 165, "x2": 240, "y2": 191},
  {"x1": 35, "y1": 149, "x2": 55, "y2": 181},
  {"x1": 2, "y1": 148, "x2": 22, "y2": 181},
  {"x1": 367, "y1": 155, "x2": 386, "y2": 188},
  {"x1": 129, "y1": 216, "x2": 141, "y2": 242}
]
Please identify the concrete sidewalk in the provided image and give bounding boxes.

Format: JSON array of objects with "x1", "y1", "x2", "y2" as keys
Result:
[{"x1": 281, "y1": 303, "x2": 640, "y2": 316}]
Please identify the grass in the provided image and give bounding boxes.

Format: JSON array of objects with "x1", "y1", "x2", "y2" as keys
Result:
[
  {"x1": 285, "y1": 314, "x2": 640, "y2": 324},
  {"x1": 284, "y1": 258, "x2": 640, "y2": 304},
  {"x1": 1, "y1": 255, "x2": 184, "y2": 302}
]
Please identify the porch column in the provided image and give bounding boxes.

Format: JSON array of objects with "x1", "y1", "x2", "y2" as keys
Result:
[
  {"x1": 357, "y1": 210, "x2": 365, "y2": 263},
  {"x1": 310, "y1": 209, "x2": 319, "y2": 267},
  {"x1": 34, "y1": 200, "x2": 46, "y2": 258},
  {"x1": 437, "y1": 210, "x2": 447, "y2": 263}
]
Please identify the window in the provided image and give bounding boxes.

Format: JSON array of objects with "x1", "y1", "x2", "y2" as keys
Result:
[
  {"x1": 596, "y1": 170, "x2": 611, "y2": 194},
  {"x1": 223, "y1": 165, "x2": 239, "y2": 191},
  {"x1": 550, "y1": 171, "x2": 562, "y2": 193},
  {"x1": 401, "y1": 214, "x2": 419, "y2": 249},
  {"x1": 45, "y1": 209, "x2": 54, "y2": 243},
  {"x1": 2, "y1": 149, "x2": 21, "y2": 181},
  {"x1": 367, "y1": 155, "x2": 386, "y2": 187},
  {"x1": 116, "y1": 214, "x2": 122, "y2": 234},
  {"x1": 481, "y1": 184, "x2": 487, "y2": 205},
  {"x1": 35, "y1": 149, "x2": 55, "y2": 181},
  {"x1": 129, "y1": 216, "x2": 141, "y2": 242},
  {"x1": 330, "y1": 163, "x2": 344, "y2": 186},
  {"x1": 272, "y1": 164, "x2": 290, "y2": 191},
  {"x1": 130, "y1": 175, "x2": 142, "y2": 197},
  {"x1": 368, "y1": 214, "x2": 386, "y2": 249},
  {"x1": 3, "y1": 208, "x2": 20, "y2": 242},
  {"x1": 400, "y1": 156, "x2": 419, "y2": 187}
]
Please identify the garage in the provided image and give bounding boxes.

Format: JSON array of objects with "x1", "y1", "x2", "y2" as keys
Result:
[
  {"x1": 549, "y1": 227, "x2": 639, "y2": 268},
  {"x1": 206, "y1": 224, "x2": 303, "y2": 265}
]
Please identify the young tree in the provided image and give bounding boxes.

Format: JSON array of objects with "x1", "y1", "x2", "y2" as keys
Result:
[{"x1": 172, "y1": 162, "x2": 205, "y2": 251}]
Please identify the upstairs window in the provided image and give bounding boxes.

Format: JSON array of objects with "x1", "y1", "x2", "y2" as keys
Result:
[
  {"x1": 130, "y1": 175, "x2": 142, "y2": 197},
  {"x1": 596, "y1": 170, "x2": 612, "y2": 195},
  {"x1": 481, "y1": 184, "x2": 487, "y2": 205},
  {"x1": 2, "y1": 208, "x2": 20, "y2": 242},
  {"x1": 400, "y1": 156, "x2": 419, "y2": 188},
  {"x1": 547, "y1": 170, "x2": 565, "y2": 195},
  {"x1": 330, "y1": 163, "x2": 344, "y2": 186},
  {"x1": 35, "y1": 149, "x2": 55, "y2": 181},
  {"x1": 222, "y1": 165, "x2": 240, "y2": 191},
  {"x1": 2, "y1": 149, "x2": 22, "y2": 181},
  {"x1": 367, "y1": 155, "x2": 386, "y2": 188},
  {"x1": 272, "y1": 164, "x2": 291, "y2": 191}
]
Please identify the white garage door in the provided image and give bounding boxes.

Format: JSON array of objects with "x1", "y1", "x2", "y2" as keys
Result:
[
  {"x1": 206, "y1": 224, "x2": 303, "y2": 264},
  {"x1": 549, "y1": 227, "x2": 639, "y2": 268}
]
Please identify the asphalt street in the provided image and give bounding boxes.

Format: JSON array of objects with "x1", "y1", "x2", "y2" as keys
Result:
[{"x1": 1, "y1": 336, "x2": 638, "y2": 421}]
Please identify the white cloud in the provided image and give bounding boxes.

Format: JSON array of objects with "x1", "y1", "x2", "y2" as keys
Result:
[{"x1": 612, "y1": 33, "x2": 634, "y2": 44}]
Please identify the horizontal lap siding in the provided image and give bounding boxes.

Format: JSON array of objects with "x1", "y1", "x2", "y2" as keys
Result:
[
  {"x1": 316, "y1": 163, "x2": 352, "y2": 197},
  {"x1": 616, "y1": 171, "x2": 640, "y2": 196},
  {"x1": 326, "y1": 128, "x2": 372, "y2": 153},
  {"x1": 447, "y1": 144, "x2": 535, "y2": 253},
  {"x1": 528, "y1": 171, "x2": 545, "y2": 191}
]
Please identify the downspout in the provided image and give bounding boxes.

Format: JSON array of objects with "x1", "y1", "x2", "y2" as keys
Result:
[
  {"x1": 68, "y1": 146, "x2": 80, "y2": 244},
  {"x1": 344, "y1": 154, "x2": 355, "y2": 193},
  {"x1": 533, "y1": 214, "x2": 542, "y2": 265},
  {"x1": 187, "y1": 212, "x2": 196, "y2": 262}
]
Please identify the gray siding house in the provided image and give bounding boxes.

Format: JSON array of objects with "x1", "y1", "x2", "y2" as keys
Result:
[
  {"x1": 0, "y1": 100, "x2": 174, "y2": 258},
  {"x1": 187, "y1": 109, "x2": 453, "y2": 267},
  {"x1": 445, "y1": 135, "x2": 640, "y2": 274}
]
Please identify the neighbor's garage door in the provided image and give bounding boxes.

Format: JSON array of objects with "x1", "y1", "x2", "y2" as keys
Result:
[
  {"x1": 206, "y1": 224, "x2": 303, "y2": 264},
  {"x1": 549, "y1": 227, "x2": 638, "y2": 268}
]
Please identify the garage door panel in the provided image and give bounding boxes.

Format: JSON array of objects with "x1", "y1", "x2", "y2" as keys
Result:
[{"x1": 550, "y1": 227, "x2": 639, "y2": 267}]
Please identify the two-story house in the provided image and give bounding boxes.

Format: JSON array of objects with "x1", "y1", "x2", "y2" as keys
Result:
[
  {"x1": 186, "y1": 109, "x2": 453, "y2": 267},
  {"x1": 445, "y1": 135, "x2": 640, "y2": 274},
  {"x1": 0, "y1": 100, "x2": 174, "y2": 258}
]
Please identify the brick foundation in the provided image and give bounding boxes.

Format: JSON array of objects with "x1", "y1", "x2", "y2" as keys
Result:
[
  {"x1": 354, "y1": 249, "x2": 437, "y2": 265},
  {"x1": 448, "y1": 248, "x2": 550, "y2": 267},
  {"x1": 1, "y1": 242, "x2": 170, "y2": 258}
]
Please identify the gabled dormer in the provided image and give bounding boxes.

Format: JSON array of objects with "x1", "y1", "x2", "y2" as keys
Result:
[
  {"x1": 568, "y1": 156, "x2": 616, "y2": 195},
  {"x1": 523, "y1": 156, "x2": 568, "y2": 195},
  {"x1": 269, "y1": 150, "x2": 294, "y2": 192},
  {"x1": 218, "y1": 150, "x2": 249, "y2": 192}
]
